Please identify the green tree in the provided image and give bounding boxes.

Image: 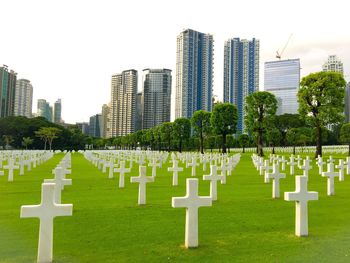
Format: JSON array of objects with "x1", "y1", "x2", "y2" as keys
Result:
[
  {"x1": 206, "y1": 136, "x2": 216, "y2": 152},
  {"x1": 340, "y1": 123, "x2": 350, "y2": 156},
  {"x1": 286, "y1": 128, "x2": 298, "y2": 155},
  {"x1": 2, "y1": 135, "x2": 13, "y2": 149},
  {"x1": 191, "y1": 110, "x2": 211, "y2": 154},
  {"x1": 273, "y1": 114, "x2": 305, "y2": 145},
  {"x1": 298, "y1": 71, "x2": 346, "y2": 157},
  {"x1": 160, "y1": 122, "x2": 173, "y2": 151},
  {"x1": 238, "y1": 134, "x2": 250, "y2": 153},
  {"x1": 245, "y1": 91, "x2": 277, "y2": 156},
  {"x1": 22, "y1": 137, "x2": 34, "y2": 150},
  {"x1": 210, "y1": 103, "x2": 238, "y2": 154},
  {"x1": 173, "y1": 118, "x2": 191, "y2": 153},
  {"x1": 266, "y1": 128, "x2": 281, "y2": 154}
]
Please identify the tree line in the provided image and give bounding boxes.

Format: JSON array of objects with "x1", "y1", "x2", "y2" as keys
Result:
[{"x1": 0, "y1": 72, "x2": 349, "y2": 156}]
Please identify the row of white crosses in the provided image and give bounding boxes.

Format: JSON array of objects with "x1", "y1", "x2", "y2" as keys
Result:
[
  {"x1": 20, "y1": 153, "x2": 73, "y2": 263},
  {"x1": 0, "y1": 151, "x2": 54, "y2": 182}
]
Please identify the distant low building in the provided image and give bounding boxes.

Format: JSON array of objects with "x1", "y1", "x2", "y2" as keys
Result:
[
  {"x1": 89, "y1": 114, "x2": 102, "y2": 137},
  {"x1": 76, "y1": 122, "x2": 90, "y2": 135}
]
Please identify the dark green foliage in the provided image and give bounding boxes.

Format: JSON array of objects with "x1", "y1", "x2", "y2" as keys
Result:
[
  {"x1": 210, "y1": 103, "x2": 238, "y2": 153},
  {"x1": 298, "y1": 71, "x2": 346, "y2": 157},
  {"x1": 245, "y1": 91, "x2": 277, "y2": 156}
]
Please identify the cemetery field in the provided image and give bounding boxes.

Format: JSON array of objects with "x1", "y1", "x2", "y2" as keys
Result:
[{"x1": 1, "y1": 152, "x2": 350, "y2": 262}]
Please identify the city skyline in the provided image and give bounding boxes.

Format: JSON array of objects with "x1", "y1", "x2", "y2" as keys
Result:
[{"x1": 1, "y1": 0, "x2": 350, "y2": 124}]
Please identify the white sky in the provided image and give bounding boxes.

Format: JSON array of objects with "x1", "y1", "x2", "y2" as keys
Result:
[{"x1": 1, "y1": 0, "x2": 349, "y2": 123}]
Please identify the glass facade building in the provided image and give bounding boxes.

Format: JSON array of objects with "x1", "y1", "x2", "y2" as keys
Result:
[
  {"x1": 223, "y1": 38, "x2": 259, "y2": 133},
  {"x1": 37, "y1": 99, "x2": 52, "y2": 122},
  {"x1": 53, "y1": 99, "x2": 62, "y2": 123},
  {"x1": 0, "y1": 66, "x2": 17, "y2": 118},
  {"x1": 264, "y1": 59, "x2": 300, "y2": 115},
  {"x1": 346, "y1": 83, "x2": 350, "y2": 123},
  {"x1": 142, "y1": 69, "x2": 171, "y2": 129},
  {"x1": 175, "y1": 29, "x2": 213, "y2": 118}
]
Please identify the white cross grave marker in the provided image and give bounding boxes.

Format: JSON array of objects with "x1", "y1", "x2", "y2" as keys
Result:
[
  {"x1": 300, "y1": 157, "x2": 312, "y2": 177},
  {"x1": 114, "y1": 161, "x2": 131, "y2": 188},
  {"x1": 148, "y1": 159, "x2": 160, "y2": 177},
  {"x1": 322, "y1": 163, "x2": 339, "y2": 196},
  {"x1": 168, "y1": 160, "x2": 184, "y2": 186},
  {"x1": 288, "y1": 155, "x2": 297, "y2": 175},
  {"x1": 266, "y1": 162, "x2": 286, "y2": 198},
  {"x1": 345, "y1": 157, "x2": 350, "y2": 175},
  {"x1": 45, "y1": 167, "x2": 72, "y2": 203},
  {"x1": 130, "y1": 166, "x2": 155, "y2": 205},
  {"x1": 20, "y1": 183, "x2": 73, "y2": 263},
  {"x1": 172, "y1": 178, "x2": 212, "y2": 248},
  {"x1": 335, "y1": 159, "x2": 346, "y2": 181},
  {"x1": 284, "y1": 176, "x2": 318, "y2": 236},
  {"x1": 188, "y1": 157, "x2": 199, "y2": 177},
  {"x1": 203, "y1": 165, "x2": 223, "y2": 201},
  {"x1": 316, "y1": 156, "x2": 326, "y2": 175},
  {"x1": 3, "y1": 158, "x2": 19, "y2": 182}
]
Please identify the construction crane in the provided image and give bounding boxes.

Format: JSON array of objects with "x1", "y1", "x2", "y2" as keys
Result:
[{"x1": 276, "y1": 34, "x2": 293, "y2": 60}]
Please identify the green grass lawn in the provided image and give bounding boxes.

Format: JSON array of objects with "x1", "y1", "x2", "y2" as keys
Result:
[{"x1": 1, "y1": 152, "x2": 350, "y2": 262}]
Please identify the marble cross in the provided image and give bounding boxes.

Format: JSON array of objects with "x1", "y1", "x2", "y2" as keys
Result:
[
  {"x1": 20, "y1": 183, "x2": 73, "y2": 263},
  {"x1": 316, "y1": 156, "x2": 326, "y2": 175},
  {"x1": 335, "y1": 159, "x2": 346, "y2": 181},
  {"x1": 279, "y1": 156, "x2": 287, "y2": 171},
  {"x1": 45, "y1": 167, "x2": 72, "y2": 203},
  {"x1": 187, "y1": 157, "x2": 199, "y2": 177},
  {"x1": 322, "y1": 163, "x2": 339, "y2": 196},
  {"x1": 266, "y1": 162, "x2": 286, "y2": 198},
  {"x1": 172, "y1": 178, "x2": 212, "y2": 248},
  {"x1": 284, "y1": 176, "x2": 318, "y2": 236},
  {"x1": 345, "y1": 157, "x2": 350, "y2": 175},
  {"x1": 203, "y1": 165, "x2": 223, "y2": 201},
  {"x1": 219, "y1": 163, "x2": 228, "y2": 184},
  {"x1": 3, "y1": 158, "x2": 19, "y2": 182},
  {"x1": 296, "y1": 155, "x2": 303, "y2": 167},
  {"x1": 327, "y1": 156, "x2": 334, "y2": 164},
  {"x1": 300, "y1": 157, "x2": 312, "y2": 177},
  {"x1": 168, "y1": 160, "x2": 183, "y2": 186},
  {"x1": 148, "y1": 158, "x2": 160, "y2": 177},
  {"x1": 114, "y1": 161, "x2": 131, "y2": 188},
  {"x1": 264, "y1": 160, "x2": 272, "y2": 183},
  {"x1": 288, "y1": 155, "x2": 297, "y2": 175},
  {"x1": 130, "y1": 166, "x2": 155, "y2": 205}
]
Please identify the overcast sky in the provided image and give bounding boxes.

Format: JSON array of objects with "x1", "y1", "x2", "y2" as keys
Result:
[{"x1": 1, "y1": 0, "x2": 349, "y2": 123}]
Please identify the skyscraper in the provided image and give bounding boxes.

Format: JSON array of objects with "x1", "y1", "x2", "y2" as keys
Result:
[
  {"x1": 322, "y1": 55, "x2": 343, "y2": 75},
  {"x1": 135, "y1": 92, "x2": 142, "y2": 132},
  {"x1": 14, "y1": 79, "x2": 33, "y2": 118},
  {"x1": 101, "y1": 104, "x2": 109, "y2": 138},
  {"x1": 89, "y1": 114, "x2": 102, "y2": 138},
  {"x1": 345, "y1": 82, "x2": 350, "y2": 123},
  {"x1": 264, "y1": 59, "x2": 300, "y2": 115},
  {"x1": 37, "y1": 99, "x2": 52, "y2": 122},
  {"x1": 53, "y1": 99, "x2": 62, "y2": 124},
  {"x1": 142, "y1": 69, "x2": 171, "y2": 129},
  {"x1": 175, "y1": 29, "x2": 214, "y2": 119},
  {"x1": 223, "y1": 38, "x2": 259, "y2": 133},
  {"x1": 108, "y1": 69, "x2": 137, "y2": 137},
  {"x1": 0, "y1": 65, "x2": 17, "y2": 118}
]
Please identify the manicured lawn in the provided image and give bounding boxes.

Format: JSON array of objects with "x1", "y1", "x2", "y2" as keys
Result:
[{"x1": 1, "y1": 152, "x2": 350, "y2": 262}]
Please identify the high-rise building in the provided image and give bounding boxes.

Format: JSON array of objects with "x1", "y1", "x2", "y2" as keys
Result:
[
  {"x1": 345, "y1": 83, "x2": 350, "y2": 123},
  {"x1": 89, "y1": 114, "x2": 102, "y2": 137},
  {"x1": 322, "y1": 55, "x2": 343, "y2": 75},
  {"x1": 135, "y1": 92, "x2": 143, "y2": 132},
  {"x1": 37, "y1": 99, "x2": 52, "y2": 122},
  {"x1": 101, "y1": 104, "x2": 109, "y2": 138},
  {"x1": 0, "y1": 65, "x2": 17, "y2": 118},
  {"x1": 264, "y1": 59, "x2": 300, "y2": 115},
  {"x1": 175, "y1": 29, "x2": 214, "y2": 119},
  {"x1": 53, "y1": 99, "x2": 62, "y2": 124},
  {"x1": 223, "y1": 38, "x2": 259, "y2": 133},
  {"x1": 108, "y1": 69, "x2": 137, "y2": 137},
  {"x1": 142, "y1": 69, "x2": 172, "y2": 129},
  {"x1": 14, "y1": 79, "x2": 33, "y2": 118}
]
